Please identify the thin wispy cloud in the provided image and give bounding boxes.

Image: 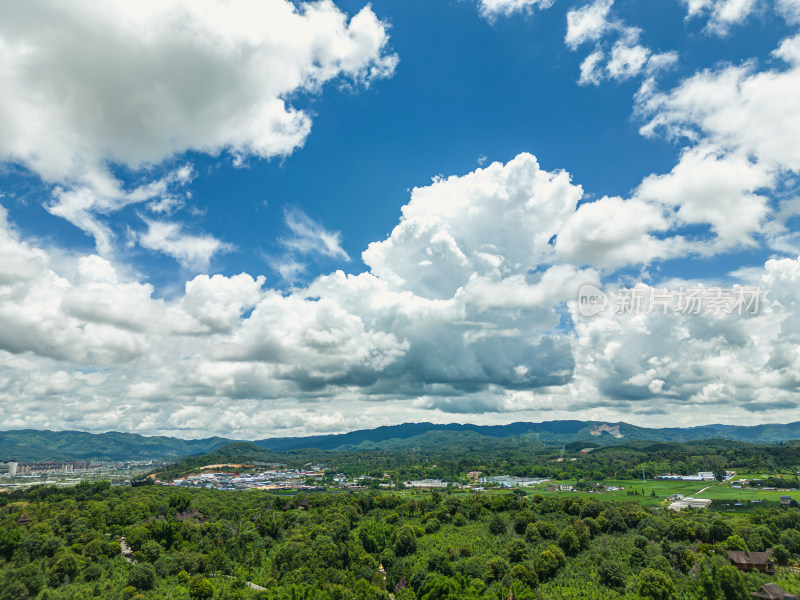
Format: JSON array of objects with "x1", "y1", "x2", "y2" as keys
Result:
[
  {"x1": 281, "y1": 207, "x2": 351, "y2": 262},
  {"x1": 137, "y1": 218, "x2": 233, "y2": 271}
]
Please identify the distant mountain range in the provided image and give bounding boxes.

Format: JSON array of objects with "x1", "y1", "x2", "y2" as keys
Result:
[
  {"x1": 0, "y1": 429, "x2": 231, "y2": 462},
  {"x1": 3, "y1": 420, "x2": 800, "y2": 462}
]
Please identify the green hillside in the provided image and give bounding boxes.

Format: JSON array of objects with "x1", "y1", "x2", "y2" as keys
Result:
[{"x1": 3, "y1": 419, "x2": 800, "y2": 462}]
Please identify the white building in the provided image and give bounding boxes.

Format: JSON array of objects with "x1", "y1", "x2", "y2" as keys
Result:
[
  {"x1": 405, "y1": 479, "x2": 447, "y2": 488},
  {"x1": 668, "y1": 497, "x2": 712, "y2": 511},
  {"x1": 0, "y1": 461, "x2": 18, "y2": 476},
  {"x1": 478, "y1": 475, "x2": 550, "y2": 487}
]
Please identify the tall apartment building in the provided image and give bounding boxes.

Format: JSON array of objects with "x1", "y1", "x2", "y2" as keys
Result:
[{"x1": 0, "y1": 460, "x2": 19, "y2": 476}]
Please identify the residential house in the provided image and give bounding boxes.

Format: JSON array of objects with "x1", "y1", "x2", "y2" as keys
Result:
[
  {"x1": 727, "y1": 550, "x2": 774, "y2": 573},
  {"x1": 751, "y1": 583, "x2": 797, "y2": 599}
]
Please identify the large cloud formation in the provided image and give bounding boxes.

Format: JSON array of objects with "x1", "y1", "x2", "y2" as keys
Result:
[
  {"x1": 2, "y1": 138, "x2": 800, "y2": 437},
  {"x1": 1, "y1": 2, "x2": 800, "y2": 438},
  {"x1": 0, "y1": 0, "x2": 396, "y2": 258}
]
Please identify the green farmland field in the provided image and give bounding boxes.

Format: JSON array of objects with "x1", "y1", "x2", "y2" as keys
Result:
[{"x1": 408, "y1": 476, "x2": 799, "y2": 510}]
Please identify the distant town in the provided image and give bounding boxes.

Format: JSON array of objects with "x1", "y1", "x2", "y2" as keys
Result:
[
  {"x1": 3, "y1": 459, "x2": 799, "y2": 515},
  {"x1": 0, "y1": 458, "x2": 154, "y2": 491}
]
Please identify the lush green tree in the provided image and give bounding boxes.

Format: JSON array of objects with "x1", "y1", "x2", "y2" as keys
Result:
[
  {"x1": 558, "y1": 529, "x2": 581, "y2": 556},
  {"x1": 141, "y1": 539, "x2": 164, "y2": 563},
  {"x1": 122, "y1": 586, "x2": 138, "y2": 600},
  {"x1": 535, "y1": 521, "x2": 556, "y2": 539},
  {"x1": 189, "y1": 577, "x2": 215, "y2": 599},
  {"x1": 394, "y1": 526, "x2": 417, "y2": 557},
  {"x1": 709, "y1": 519, "x2": 732, "y2": 543},
  {"x1": 509, "y1": 563, "x2": 537, "y2": 589},
  {"x1": 0, "y1": 528, "x2": 21, "y2": 561},
  {"x1": 779, "y1": 528, "x2": 800, "y2": 554},
  {"x1": 724, "y1": 535, "x2": 748, "y2": 552},
  {"x1": 524, "y1": 522, "x2": 539, "y2": 543},
  {"x1": 573, "y1": 520, "x2": 591, "y2": 548},
  {"x1": 420, "y1": 574, "x2": 457, "y2": 600},
  {"x1": 637, "y1": 568, "x2": 676, "y2": 600},
  {"x1": 486, "y1": 556, "x2": 509, "y2": 581},
  {"x1": 83, "y1": 562, "x2": 103, "y2": 581},
  {"x1": 424, "y1": 518, "x2": 441, "y2": 534},
  {"x1": 359, "y1": 521, "x2": 386, "y2": 554},
  {"x1": 125, "y1": 525, "x2": 150, "y2": 552},
  {"x1": 536, "y1": 545, "x2": 565, "y2": 581},
  {"x1": 718, "y1": 565, "x2": 749, "y2": 600},
  {"x1": 630, "y1": 547, "x2": 648, "y2": 567},
  {"x1": 15, "y1": 563, "x2": 44, "y2": 596},
  {"x1": 507, "y1": 538, "x2": 527, "y2": 563},
  {"x1": 168, "y1": 492, "x2": 192, "y2": 513},
  {"x1": 52, "y1": 551, "x2": 81, "y2": 584},
  {"x1": 0, "y1": 581, "x2": 29, "y2": 600},
  {"x1": 127, "y1": 563, "x2": 157, "y2": 591},
  {"x1": 598, "y1": 561, "x2": 625, "y2": 589},
  {"x1": 772, "y1": 544, "x2": 791, "y2": 565},
  {"x1": 489, "y1": 514, "x2": 507, "y2": 536}
]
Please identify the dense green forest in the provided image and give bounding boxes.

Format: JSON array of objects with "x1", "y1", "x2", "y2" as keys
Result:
[{"x1": 2, "y1": 480, "x2": 800, "y2": 600}]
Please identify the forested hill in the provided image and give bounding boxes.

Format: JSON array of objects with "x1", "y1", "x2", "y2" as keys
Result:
[
  {"x1": 3, "y1": 420, "x2": 800, "y2": 461},
  {"x1": 251, "y1": 421, "x2": 800, "y2": 451},
  {"x1": 0, "y1": 429, "x2": 232, "y2": 462}
]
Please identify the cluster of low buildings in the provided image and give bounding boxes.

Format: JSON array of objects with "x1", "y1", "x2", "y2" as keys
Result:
[
  {"x1": 478, "y1": 475, "x2": 551, "y2": 488},
  {"x1": 0, "y1": 458, "x2": 155, "y2": 492},
  {"x1": 404, "y1": 479, "x2": 449, "y2": 489},
  {"x1": 667, "y1": 495, "x2": 713, "y2": 511},
  {"x1": 730, "y1": 478, "x2": 799, "y2": 492},
  {"x1": 656, "y1": 471, "x2": 735, "y2": 481},
  {"x1": 167, "y1": 466, "x2": 326, "y2": 491},
  {"x1": 546, "y1": 482, "x2": 623, "y2": 493},
  {"x1": 402, "y1": 475, "x2": 551, "y2": 490}
]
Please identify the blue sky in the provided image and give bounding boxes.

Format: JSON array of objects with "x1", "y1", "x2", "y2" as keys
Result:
[{"x1": 1, "y1": 0, "x2": 799, "y2": 437}]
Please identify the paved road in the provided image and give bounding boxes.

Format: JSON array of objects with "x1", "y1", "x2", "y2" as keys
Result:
[{"x1": 693, "y1": 482, "x2": 720, "y2": 495}]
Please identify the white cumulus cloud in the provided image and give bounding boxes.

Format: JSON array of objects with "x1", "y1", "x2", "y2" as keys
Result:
[
  {"x1": 478, "y1": 0, "x2": 555, "y2": 19},
  {"x1": 680, "y1": 0, "x2": 760, "y2": 35},
  {"x1": 0, "y1": 0, "x2": 397, "y2": 260}
]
